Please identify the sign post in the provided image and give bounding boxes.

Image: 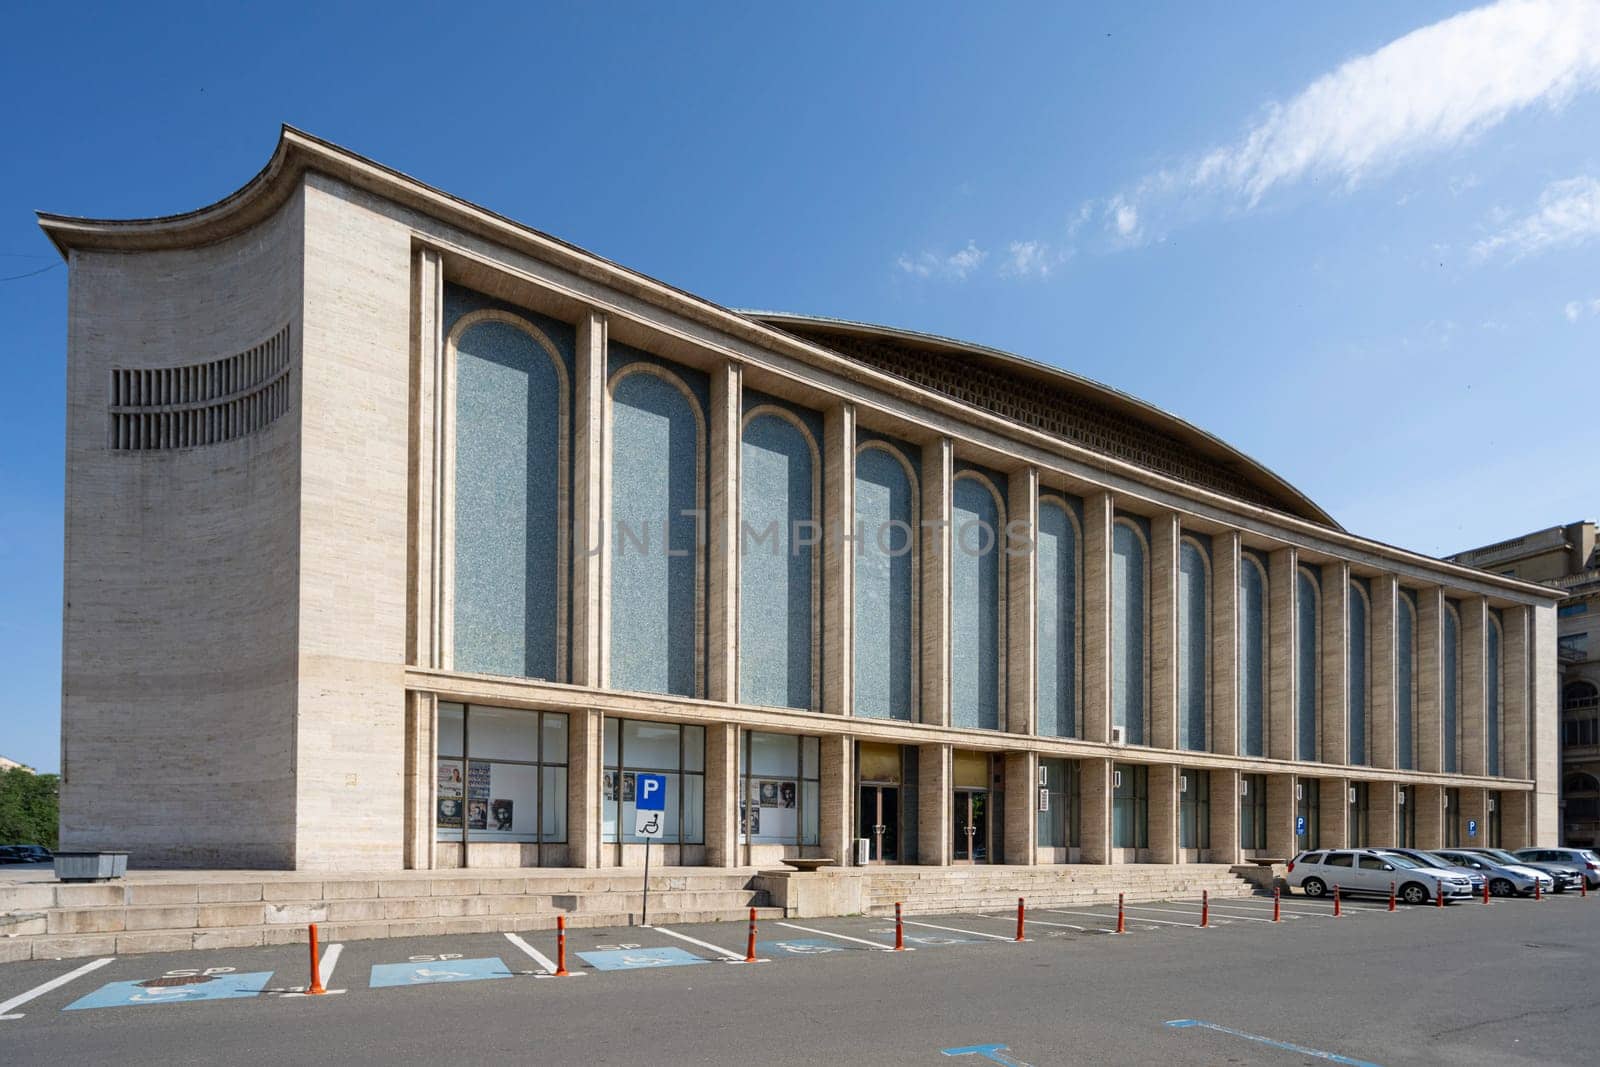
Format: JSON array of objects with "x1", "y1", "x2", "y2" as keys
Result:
[{"x1": 634, "y1": 773, "x2": 667, "y2": 926}]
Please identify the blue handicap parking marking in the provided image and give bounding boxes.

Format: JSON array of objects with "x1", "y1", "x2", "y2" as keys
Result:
[
  {"x1": 577, "y1": 947, "x2": 708, "y2": 971},
  {"x1": 870, "y1": 927, "x2": 976, "y2": 947},
  {"x1": 66, "y1": 971, "x2": 273, "y2": 1010},
  {"x1": 757, "y1": 938, "x2": 856, "y2": 958},
  {"x1": 369, "y1": 957, "x2": 514, "y2": 988}
]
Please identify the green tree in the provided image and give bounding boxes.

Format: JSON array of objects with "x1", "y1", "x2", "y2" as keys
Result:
[{"x1": 0, "y1": 769, "x2": 59, "y2": 849}]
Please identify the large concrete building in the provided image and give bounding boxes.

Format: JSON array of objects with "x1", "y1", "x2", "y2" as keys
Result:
[
  {"x1": 42, "y1": 128, "x2": 1563, "y2": 872},
  {"x1": 1449, "y1": 522, "x2": 1600, "y2": 846}
]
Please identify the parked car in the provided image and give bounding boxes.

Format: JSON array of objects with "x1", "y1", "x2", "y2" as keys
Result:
[
  {"x1": 1375, "y1": 848, "x2": 1488, "y2": 895},
  {"x1": 0, "y1": 846, "x2": 29, "y2": 864},
  {"x1": 1463, "y1": 848, "x2": 1582, "y2": 893},
  {"x1": 1514, "y1": 847, "x2": 1600, "y2": 890},
  {"x1": 9, "y1": 845, "x2": 51, "y2": 863},
  {"x1": 1288, "y1": 848, "x2": 1473, "y2": 905},
  {"x1": 1433, "y1": 849, "x2": 1552, "y2": 897}
]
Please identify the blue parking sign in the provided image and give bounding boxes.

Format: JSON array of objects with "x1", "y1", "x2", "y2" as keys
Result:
[
  {"x1": 1296, "y1": 815, "x2": 1307, "y2": 837},
  {"x1": 1468, "y1": 819, "x2": 1478, "y2": 838},
  {"x1": 635, "y1": 773, "x2": 667, "y2": 812}
]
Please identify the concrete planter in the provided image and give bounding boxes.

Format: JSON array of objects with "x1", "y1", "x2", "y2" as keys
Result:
[{"x1": 54, "y1": 851, "x2": 129, "y2": 883}]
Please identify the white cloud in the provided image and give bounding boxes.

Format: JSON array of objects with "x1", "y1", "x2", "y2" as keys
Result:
[
  {"x1": 1564, "y1": 295, "x2": 1600, "y2": 321},
  {"x1": 1000, "y1": 240, "x2": 1057, "y2": 278},
  {"x1": 1107, "y1": 0, "x2": 1600, "y2": 238},
  {"x1": 895, "y1": 240, "x2": 987, "y2": 281},
  {"x1": 1474, "y1": 175, "x2": 1600, "y2": 259}
]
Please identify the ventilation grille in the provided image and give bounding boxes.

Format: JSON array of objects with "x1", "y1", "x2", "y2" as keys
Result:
[{"x1": 109, "y1": 326, "x2": 291, "y2": 451}]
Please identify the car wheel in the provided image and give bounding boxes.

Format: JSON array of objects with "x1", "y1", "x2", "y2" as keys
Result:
[
  {"x1": 1400, "y1": 882, "x2": 1429, "y2": 906},
  {"x1": 1489, "y1": 878, "x2": 1514, "y2": 898},
  {"x1": 1302, "y1": 877, "x2": 1327, "y2": 898}
]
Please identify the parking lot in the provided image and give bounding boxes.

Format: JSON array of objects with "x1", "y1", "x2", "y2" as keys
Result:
[{"x1": 1, "y1": 887, "x2": 1594, "y2": 1065}]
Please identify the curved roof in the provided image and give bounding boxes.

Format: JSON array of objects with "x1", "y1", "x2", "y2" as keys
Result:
[
  {"x1": 37, "y1": 125, "x2": 1336, "y2": 528},
  {"x1": 747, "y1": 313, "x2": 1339, "y2": 527}
]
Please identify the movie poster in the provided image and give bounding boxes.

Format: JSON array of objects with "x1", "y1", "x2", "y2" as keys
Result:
[
  {"x1": 491, "y1": 799, "x2": 514, "y2": 831},
  {"x1": 467, "y1": 761, "x2": 491, "y2": 799},
  {"x1": 437, "y1": 796, "x2": 464, "y2": 829},
  {"x1": 759, "y1": 780, "x2": 780, "y2": 807},
  {"x1": 604, "y1": 771, "x2": 617, "y2": 801},
  {"x1": 437, "y1": 761, "x2": 463, "y2": 796},
  {"x1": 467, "y1": 799, "x2": 488, "y2": 830}
]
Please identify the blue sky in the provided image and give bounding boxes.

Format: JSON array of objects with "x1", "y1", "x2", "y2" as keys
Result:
[{"x1": 3, "y1": 2, "x2": 1597, "y2": 772}]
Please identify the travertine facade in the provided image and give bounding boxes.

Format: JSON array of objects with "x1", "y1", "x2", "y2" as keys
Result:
[{"x1": 44, "y1": 128, "x2": 1563, "y2": 871}]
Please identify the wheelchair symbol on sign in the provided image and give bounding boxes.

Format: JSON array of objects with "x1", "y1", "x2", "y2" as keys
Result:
[
  {"x1": 776, "y1": 941, "x2": 840, "y2": 955},
  {"x1": 639, "y1": 812, "x2": 661, "y2": 834}
]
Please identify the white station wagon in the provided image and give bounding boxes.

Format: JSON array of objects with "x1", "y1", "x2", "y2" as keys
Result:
[{"x1": 1287, "y1": 848, "x2": 1473, "y2": 905}]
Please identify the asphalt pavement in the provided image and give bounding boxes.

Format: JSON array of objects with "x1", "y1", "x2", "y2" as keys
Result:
[{"x1": 1, "y1": 889, "x2": 1593, "y2": 1065}]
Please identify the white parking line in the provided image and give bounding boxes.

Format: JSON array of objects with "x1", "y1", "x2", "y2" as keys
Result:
[
  {"x1": 0, "y1": 957, "x2": 114, "y2": 1020},
  {"x1": 1043, "y1": 909, "x2": 1196, "y2": 927},
  {"x1": 504, "y1": 932, "x2": 579, "y2": 975},
  {"x1": 903, "y1": 919, "x2": 1017, "y2": 942},
  {"x1": 1123, "y1": 904, "x2": 1240, "y2": 923},
  {"x1": 319, "y1": 943, "x2": 344, "y2": 987},
  {"x1": 653, "y1": 925, "x2": 756, "y2": 962},
  {"x1": 775, "y1": 921, "x2": 906, "y2": 951},
  {"x1": 995, "y1": 916, "x2": 1092, "y2": 932}
]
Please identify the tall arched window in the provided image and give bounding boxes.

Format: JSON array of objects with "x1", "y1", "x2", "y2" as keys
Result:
[
  {"x1": 1036, "y1": 498, "x2": 1078, "y2": 737},
  {"x1": 739, "y1": 407, "x2": 818, "y2": 710},
  {"x1": 608, "y1": 365, "x2": 704, "y2": 697},
  {"x1": 1178, "y1": 538, "x2": 1208, "y2": 752},
  {"x1": 1397, "y1": 591, "x2": 1417, "y2": 770},
  {"x1": 1564, "y1": 681, "x2": 1600, "y2": 748},
  {"x1": 1565, "y1": 771, "x2": 1600, "y2": 823},
  {"x1": 854, "y1": 441, "x2": 918, "y2": 720},
  {"x1": 951, "y1": 472, "x2": 1004, "y2": 730},
  {"x1": 1296, "y1": 566, "x2": 1320, "y2": 762},
  {"x1": 1443, "y1": 602, "x2": 1460, "y2": 773},
  {"x1": 1348, "y1": 580, "x2": 1369, "y2": 766},
  {"x1": 1486, "y1": 614, "x2": 1502, "y2": 777},
  {"x1": 451, "y1": 312, "x2": 569, "y2": 681},
  {"x1": 1111, "y1": 519, "x2": 1148, "y2": 745},
  {"x1": 1238, "y1": 555, "x2": 1268, "y2": 757}
]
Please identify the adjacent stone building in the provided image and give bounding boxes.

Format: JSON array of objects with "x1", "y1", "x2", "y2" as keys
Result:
[
  {"x1": 1449, "y1": 522, "x2": 1600, "y2": 846},
  {"x1": 42, "y1": 127, "x2": 1564, "y2": 871}
]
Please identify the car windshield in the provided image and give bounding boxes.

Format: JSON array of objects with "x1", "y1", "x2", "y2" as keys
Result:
[
  {"x1": 1392, "y1": 851, "x2": 1444, "y2": 869},
  {"x1": 1383, "y1": 854, "x2": 1420, "y2": 869},
  {"x1": 1478, "y1": 849, "x2": 1523, "y2": 865}
]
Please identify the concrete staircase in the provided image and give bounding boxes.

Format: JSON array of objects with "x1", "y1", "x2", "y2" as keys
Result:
[
  {"x1": 860, "y1": 864, "x2": 1261, "y2": 916},
  {"x1": 0, "y1": 869, "x2": 777, "y2": 962}
]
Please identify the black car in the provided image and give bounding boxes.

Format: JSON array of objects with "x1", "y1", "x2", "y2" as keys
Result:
[
  {"x1": 10, "y1": 844, "x2": 52, "y2": 863},
  {"x1": 0, "y1": 845, "x2": 29, "y2": 864}
]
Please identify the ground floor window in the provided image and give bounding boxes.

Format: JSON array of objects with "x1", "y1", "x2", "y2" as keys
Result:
[
  {"x1": 603, "y1": 718, "x2": 705, "y2": 844},
  {"x1": 1240, "y1": 774, "x2": 1267, "y2": 850},
  {"x1": 1398, "y1": 786, "x2": 1415, "y2": 847},
  {"x1": 1488, "y1": 791, "x2": 1502, "y2": 847},
  {"x1": 740, "y1": 731, "x2": 820, "y2": 846},
  {"x1": 437, "y1": 703, "x2": 567, "y2": 844},
  {"x1": 1445, "y1": 788, "x2": 1462, "y2": 847},
  {"x1": 1296, "y1": 779, "x2": 1320, "y2": 850},
  {"x1": 1112, "y1": 763, "x2": 1148, "y2": 849},
  {"x1": 1179, "y1": 769, "x2": 1210, "y2": 849},
  {"x1": 1349, "y1": 782, "x2": 1368, "y2": 847},
  {"x1": 1037, "y1": 758, "x2": 1079, "y2": 849}
]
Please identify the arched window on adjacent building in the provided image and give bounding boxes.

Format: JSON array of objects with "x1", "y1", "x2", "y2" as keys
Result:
[
  {"x1": 1565, "y1": 771, "x2": 1600, "y2": 824},
  {"x1": 1397, "y1": 591, "x2": 1417, "y2": 770},
  {"x1": 854, "y1": 440, "x2": 919, "y2": 721},
  {"x1": 1238, "y1": 555, "x2": 1268, "y2": 758},
  {"x1": 450, "y1": 311, "x2": 570, "y2": 682},
  {"x1": 1036, "y1": 497, "x2": 1079, "y2": 738},
  {"x1": 738, "y1": 407, "x2": 819, "y2": 710},
  {"x1": 1347, "y1": 580, "x2": 1369, "y2": 766},
  {"x1": 1177, "y1": 537, "x2": 1209, "y2": 752},
  {"x1": 1564, "y1": 681, "x2": 1600, "y2": 748},
  {"x1": 1296, "y1": 566, "x2": 1320, "y2": 762},
  {"x1": 951, "y1": 471, "x2": 1005, "y2": 731},
  {"x1": 1111, "y1": 519, "x2": 1149, "y2": 745}
]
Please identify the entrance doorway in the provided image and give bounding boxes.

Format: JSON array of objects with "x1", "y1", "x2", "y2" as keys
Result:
[
  {"x1": 953, "y1": 789, "x2": 989, "y2": 862},
  {"x1": 858, "y1": 784, "x2": 900, "y2": 862}
]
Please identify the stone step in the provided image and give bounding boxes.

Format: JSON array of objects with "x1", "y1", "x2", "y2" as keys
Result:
[{"x1": 4, "y1": 906, "x2": 787, "y2": 963}]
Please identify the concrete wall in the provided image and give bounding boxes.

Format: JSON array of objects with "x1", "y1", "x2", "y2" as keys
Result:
[{"x1": 60, "y1": 192, "x2": 306, "y2": 866}]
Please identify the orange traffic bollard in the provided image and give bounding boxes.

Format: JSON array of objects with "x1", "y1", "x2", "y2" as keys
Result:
[
  {"x1": 1583, "y1": 878, "x2": 1589, "y2": 899},
  {"x1": 894, "y1": 901, "x2": 905, "y2": 951},
  {"x1": 1333, "y1": 885, "x2": 1342, "y2": 917},
  {"x1": 307, "y1": 923, "x2": 326, "y2": 995},
  {"x1": 746, "y1": 908, "x2": 758, "y2": 963},
  {"x1": 1437, "y1": 883, "x2": 1445, "y2": 908},
  {"x1": 1535, "y1": 878, "x2": 1543, "y2": 902},
  {"x1": 1389, "y1": 882, "x2": 1396, "y2": 912},
  {"x1": 1482, "y1": 880, "x2": 1491, "y2": 906},
  {"x1": 1015, "y1": 897, "x2": 1026, "y2": 942},
  {"x1": 1273, "y1": 886, "x2": 1281, "y2": 922},
  {"x1": 1116, "y1": 892, "x2": 1126, "y2": 934},
  {"x1": 1200, "y1": 890, "x2": 1209, "y2": 928},
  {"x1": 554, "y1": 915, "x2": 570, "y2": 976}
]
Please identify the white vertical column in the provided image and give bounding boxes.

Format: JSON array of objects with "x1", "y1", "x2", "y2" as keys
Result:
[
  {"x1": 1211, "y1": 531, "x2": 1240, "y2": 756},
  {"x1": 920, "y1": 437, "x2": 953, "y2": 727},
  {"x1": 1005, "y1": 467, "x2": 1038, "y2": 735},
  {"x1": 707, "y1": 361, "x2": 742, "y2": 703},
  {"x1": 1081, "y1": 492, "x2": 1113, "y2": 744},
  {"x1": 572, "y1": 311, "x2": 608, "y2": 689},
  {"x1": 1150, "y1": 513, "x2": 1180, "y2": 751},
  {"x1": 822, "y1": 403, "x2": 856, "y2": 716}
]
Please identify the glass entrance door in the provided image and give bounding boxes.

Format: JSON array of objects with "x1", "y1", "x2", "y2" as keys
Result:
[
  {"x1": 953, "y1": 789, "x2": 989, "y2": 862},
  {"x1": 857, "y1": 784, "x2": 899, "y2": 862}
]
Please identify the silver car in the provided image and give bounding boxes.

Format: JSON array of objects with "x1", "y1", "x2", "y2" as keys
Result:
[
  {"x1": 1433, "y1": 849, "x2": 1552, "y2": 897},
  {"x1": 1465, "y1": 848, "x2": 1582, "y2": 893},
  {"x1": 1288, "y1": 848, "x2": 1472, "y2": 905},
  {"x1": 1375, "y1": 848, "x2": 1488, "y2": 895},
  {"x1": 1513, "y1": 847, "x2": 1600, "y2": 890}
]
